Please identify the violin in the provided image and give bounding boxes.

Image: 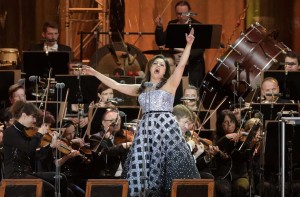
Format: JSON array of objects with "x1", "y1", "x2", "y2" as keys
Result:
[
  {"x1": 24, "y1": 127, "x2": 56, "y2": 147},
  {"x1": 113, "y1": 129, "x2": 135, "y2": 145},
  {"x1": 68, "y1": 138, "x2": 92, "y2": 155},
  {"x1": 58, "y1": 139, "x2": 91, "y2": 164}
]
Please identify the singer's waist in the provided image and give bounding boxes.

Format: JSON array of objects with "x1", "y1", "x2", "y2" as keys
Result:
[{"x1": 142, "y1": 111, "x2": 172, "y2": 116}]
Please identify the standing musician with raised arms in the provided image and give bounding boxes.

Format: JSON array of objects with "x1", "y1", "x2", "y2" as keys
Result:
[{"x1": 82, "y1": 28, "x2": 200, "y2": 197}]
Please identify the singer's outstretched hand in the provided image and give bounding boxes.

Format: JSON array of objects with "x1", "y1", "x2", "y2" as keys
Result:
[{"x1": 82, "y1": 65, "x2": 98, "y2": 76}]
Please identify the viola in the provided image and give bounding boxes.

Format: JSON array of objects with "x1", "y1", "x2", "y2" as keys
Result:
[
  {"x1": 69, "y1": 138, "x2": 92, "y2": 155},
  {"x1": 25, "y1": 127, "x2": 56, "y2": 147}
]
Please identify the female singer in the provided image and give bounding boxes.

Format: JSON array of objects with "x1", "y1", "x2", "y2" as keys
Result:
[{"x1": 82, "y1": 28, "x2": 200, "y2": 197}]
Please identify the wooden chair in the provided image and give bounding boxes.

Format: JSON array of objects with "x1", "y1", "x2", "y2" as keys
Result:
[
  {"x1": 85, "y1": 179, "x2": 128, "y2": 197},
  {"x1": 0, "y1": 179, "x2": 43, "y2": 197},
  {"x1": 171, "y1": 179, "x2": 214, "y2": 197}
]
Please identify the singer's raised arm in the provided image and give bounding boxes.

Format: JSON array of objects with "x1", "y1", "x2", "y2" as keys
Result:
[
  {"x1": 165, "y1": 28, "x2": 195, "y2": 94},
  {"x1": 82, "y1": 66, "x2": 139, "y2": 96}
]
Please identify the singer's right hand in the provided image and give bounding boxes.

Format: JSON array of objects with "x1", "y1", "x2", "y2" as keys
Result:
[{"x1": 82, "y1": 65, "x2": 98, "y2": 76}]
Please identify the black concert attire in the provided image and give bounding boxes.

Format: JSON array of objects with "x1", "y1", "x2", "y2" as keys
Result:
[
  {"x1": 3, "y1": 121, "x2": 57, "y2": 197},
  {"x1": 155, "y1": 18, "x2": 205, "y2": 88},
  {"x1": 211, "y1": 134, "x2": 251, "y2": 197},
  {"x1": 35, "y1": 142, "x2": 86, "y2": 197},
  {"x1": 30, "y1": 43, "x2": 72, "y2": 52},
  {"x1": 89, "y1": 129, "x2": 129, "y2": 178}
]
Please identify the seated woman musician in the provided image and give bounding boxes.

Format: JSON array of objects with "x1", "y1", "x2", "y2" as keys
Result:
[
  {"x1": 212, "y1": 109, "x2": 262, "y2": 197},
  {"x1": 89, "y1": 108, "x2": 132, "y2": 179}
]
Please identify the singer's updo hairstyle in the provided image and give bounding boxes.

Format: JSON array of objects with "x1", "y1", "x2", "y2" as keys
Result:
[
  {"x1": 138, "y1": 55, "x2": 171, "y2": 94},
  {"x1": 9, "y1": 101, "x2": 39, "y2": 119}
]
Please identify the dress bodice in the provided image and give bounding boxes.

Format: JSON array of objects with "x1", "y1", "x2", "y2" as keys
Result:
[{"x1": 138, "y1": 90, "x2": 174, "y2": 113}]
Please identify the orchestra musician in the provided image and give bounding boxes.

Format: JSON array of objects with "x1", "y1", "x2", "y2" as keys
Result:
[
  {"x1": 30, "y1": 21, "x2": 72, "y2": 53},
  {"x1": 89, "y1": 108, "x2": 132, "y2": 179},
  {"x1": 212, "y1": 109, "x2": 251, "y2": 197},
  {"x1": 182, "y1": 85, "x2": 200, "y2": 111},
  {"x1": 2, "y1": 101, "x2": 56, "y2": 196},
  {"x1": 172, "y1": 104, "x2": 204, "y2": 161},
  {"x1": 155, "y1": 0, "x2": 205, "y2": 88},
  {"x1": 260, "y1": 77, "x2": 293, "y2": 103}
]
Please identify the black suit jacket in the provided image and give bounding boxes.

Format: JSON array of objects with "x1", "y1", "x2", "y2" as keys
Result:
[{"x1": 30, "y1": 43, "x2": 72, "y2": 52}]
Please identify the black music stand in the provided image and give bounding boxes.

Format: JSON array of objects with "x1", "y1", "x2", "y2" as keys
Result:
[
  {"x1": 263, "y1": 70, "x2": 300, "y2": 102},
  {"x1": 250, "y1": 103, "x2": 298, "y2": 120},
  {"x1": 55, "y1": 75, "x2": 101, "y2": 104},
  {"x1": 22, "y1": 51, "x2": 70, "y2": 78},
  {"x1": 165, "y1": 24, "x2": 222, "y2": 49}
]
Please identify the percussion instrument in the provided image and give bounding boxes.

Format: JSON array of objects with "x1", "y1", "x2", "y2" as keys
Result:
[
  {"x1": 201, "y1": 23, "x2": 290, "y2": 109},
  {"x1": 89, "y1": 43, "x2": 147, "y2": 76},
  {"x1": 0, "y1": 48, "x2": 19, "y2": 66}
]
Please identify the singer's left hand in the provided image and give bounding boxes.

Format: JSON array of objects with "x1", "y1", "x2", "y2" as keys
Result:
[{"x1": 185, "y1": 28, "x2": 195, "y2": 45}]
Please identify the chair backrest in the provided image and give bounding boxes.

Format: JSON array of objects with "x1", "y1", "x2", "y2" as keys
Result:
[
  {"x1": 0, "y1": 179, "x2": 43, "y2": 197},
  {"x1": 85, "y1": 179, "x2": 128, "y2": 197},
  {"x1": 171, "y1": 179, "x2": 214, "y2": 197}
]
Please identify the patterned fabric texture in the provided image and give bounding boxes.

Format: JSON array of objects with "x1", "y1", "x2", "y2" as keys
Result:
[{"x1": 122, "y1": 90, "x2": 200, "y2": 197}]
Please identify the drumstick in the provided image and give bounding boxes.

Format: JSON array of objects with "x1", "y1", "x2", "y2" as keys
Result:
[{"x1": 160, "y1": 0, "x2": 173, "y2": 17}]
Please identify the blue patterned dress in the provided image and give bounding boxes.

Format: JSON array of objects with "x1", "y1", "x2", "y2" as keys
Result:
[{"x1": 122, "y1": 90, "x2": 200, "y2": 197}]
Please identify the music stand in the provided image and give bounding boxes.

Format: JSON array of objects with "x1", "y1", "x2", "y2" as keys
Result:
[
  {"x1": 165, "y1": 24, "x2": 222, "y2": 49},
  {"x1": 263, "y1": 70, "x2": 300, "y2": 102},
  {"x1": 55, "y1": 75, "x2": 101, "y2": 104},
  {"x1": 250, "y1": 103, "x2": 298, "y2": 120},
  {"x1": 22, "y1": 51, "x2": 70, "y2": 78}
]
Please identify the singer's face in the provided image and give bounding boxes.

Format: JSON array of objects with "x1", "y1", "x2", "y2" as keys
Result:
[
  {"x1": 285, "y1": 56, "x2": 299, "y2": 71},
  {"x1": 222, "y1": 115, "x2": 236, "y2": 134},
  {"x1": 175, "y1": 5, "x2": 190, "y2": 24},
  {"x1": 10, "y1": 88, "x2": 26, "y2": 104},
  {"x1": 261, "y1": 80, "x2": 279, "y2": 101},
  {"x1": 150, "y1": 58, "x2": 166, "y2": 80},
  {"x1": 42, "y1": 27, "x2": 59, "y2": 46},
  {"x1": 99, "y1": 88, "x2": 114, "y2": 102}
]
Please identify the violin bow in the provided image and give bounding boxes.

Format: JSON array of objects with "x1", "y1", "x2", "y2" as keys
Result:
[
  {"x1": 41, "y1": 68, "x2": 52, "y2": 124},
  {"x1": 198, "y1": 92, "x2": 218, "y2": 131},
  {"x1": 83, "y1": 105, "x2": 100, "y2": 139},
  {"x1": 198, "y1": 95, "x2": 228, "y2": 131}
]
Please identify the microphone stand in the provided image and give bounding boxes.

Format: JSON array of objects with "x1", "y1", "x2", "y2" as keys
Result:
[
  {"x1": 76, "y1": 65, "x2": 84, "y2": 137},
  {"x1": 55, "y1": 83, "x2": 66, "y2": 197}
]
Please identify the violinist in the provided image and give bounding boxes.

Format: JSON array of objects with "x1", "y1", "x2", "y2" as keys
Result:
[
  {"x1": 182, "y1": 85, "x2": 200, "y2": 111},
  {"x1": 172, "y1": 104, "x2": 204, "y2": 161},
  {"x1": 2, "y1": 101, "x2": 56, "y2": 196},
  {"x1": 89, "y1": 108, "x2": 132, "y2": 178},
  {"x1": 212, "y1": 109, "x2": 250, "y2": 197},
  {"x1": 91, "y1": 83, "x2": 115, "y2": 108}
]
